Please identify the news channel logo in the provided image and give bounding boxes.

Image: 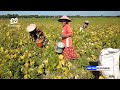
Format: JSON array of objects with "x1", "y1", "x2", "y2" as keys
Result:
[
  {"x1": 86, "y1": 66, "x2": 110, "y2": 71},
  {"x1": 10, "y1": 18, "x2": 18, "y2": 24}
]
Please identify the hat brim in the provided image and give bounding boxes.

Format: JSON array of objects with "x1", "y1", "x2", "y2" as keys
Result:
[
  {"x1": 26, "y1": 26, "x2": 36, "y2": 32},
  {"x1": 84, "y1": 22, "x2": 89, "y2": 24},
  {"x1": 58, "y1": 19, "x2": 71, "y2": 22}
]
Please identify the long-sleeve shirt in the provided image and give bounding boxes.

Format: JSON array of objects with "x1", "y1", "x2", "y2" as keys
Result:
[{"x1": 62, "y1": 24, "x2": 73, "y2": 47}]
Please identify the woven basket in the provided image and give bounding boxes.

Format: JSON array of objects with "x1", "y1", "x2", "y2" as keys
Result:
[{"x1": 36, "y1": 39, "x2": 43, "y2": 48}]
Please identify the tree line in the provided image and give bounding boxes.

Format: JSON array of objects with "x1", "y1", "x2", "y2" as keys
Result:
[{"x1": 0, "y1": 14, "x2": 120, "y2": 18}]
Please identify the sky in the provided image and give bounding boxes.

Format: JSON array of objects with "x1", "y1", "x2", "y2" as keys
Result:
[{"x1": 0, "y1": 11, "x2": 120, "y2": 16}]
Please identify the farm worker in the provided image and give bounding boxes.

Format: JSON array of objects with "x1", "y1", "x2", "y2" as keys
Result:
[
  {"x1": 58, "y1": 15, "x2": 79, "y2": 60},
  {"x1": 80, "y1": 20, "x2": 89, "y2": 31},
  {"x1": 26, "y1": 24, "x2": 48, "y2": 47}
]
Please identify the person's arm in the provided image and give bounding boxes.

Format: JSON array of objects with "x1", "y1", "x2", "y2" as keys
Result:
[
  {"x1": 37, "y1": 30, "x2": 44, "y2": 38},
  {"x1": 31, "y1": 36, "x2": 35, "y2": 42},
  {"x1": 29, "y1": 32, "x2": 35, "y2": 42}
]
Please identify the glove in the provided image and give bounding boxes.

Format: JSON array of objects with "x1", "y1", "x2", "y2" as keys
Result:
[{"x1": 61, "y1": 34, "x2": 66, "y2": 39}]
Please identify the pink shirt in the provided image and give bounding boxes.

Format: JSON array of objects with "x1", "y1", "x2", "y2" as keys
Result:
[{"x1": 62, "y1": 24, "x2": 73, "y2": 47}]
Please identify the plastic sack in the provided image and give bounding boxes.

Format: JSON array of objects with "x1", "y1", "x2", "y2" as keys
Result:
[{"x1": 98, "y1": 48, "x2": 120, "y2": 79}]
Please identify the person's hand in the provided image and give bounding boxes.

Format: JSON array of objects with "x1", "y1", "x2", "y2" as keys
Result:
[{"x1": 61, "y1": 34, "x2": 66, "y2": 39}]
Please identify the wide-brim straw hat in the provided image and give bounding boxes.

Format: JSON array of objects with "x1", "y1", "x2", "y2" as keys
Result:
[
  {"x1": 26, "y1": 24, "x2": 36, "y2": 32},
  {"x1": 84, "y1": 20, "x2": 89, "y2": 23},
  {"x1": 58, "y1": 15, "x2": 71, "y2": 22}
]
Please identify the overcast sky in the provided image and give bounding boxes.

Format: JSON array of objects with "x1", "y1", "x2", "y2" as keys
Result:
[{"x1": 0, "y1": 11, "x2": 120, "y2": 16}]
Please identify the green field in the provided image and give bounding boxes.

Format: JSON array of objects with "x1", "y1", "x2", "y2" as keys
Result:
[{"x1": 0, "y1": 17, "x2": 120, "y2": 79}]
